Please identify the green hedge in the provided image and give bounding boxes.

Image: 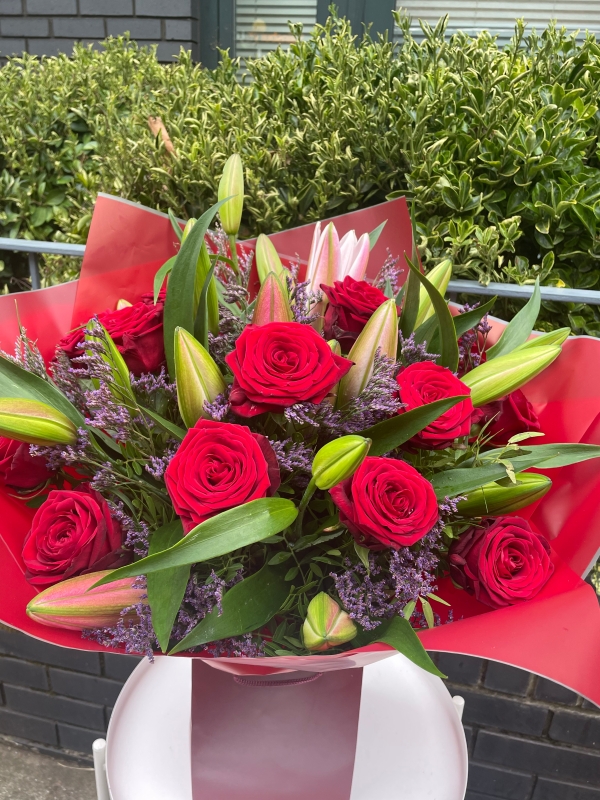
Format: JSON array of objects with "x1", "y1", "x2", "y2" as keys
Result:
[{"x1": 2, "y1": 14, "x2": 600, "y2": 333}]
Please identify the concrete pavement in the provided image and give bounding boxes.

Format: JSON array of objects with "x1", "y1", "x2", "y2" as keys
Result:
[{"x1": 0, "y1": 740, "x2": 96, "y2": 800}]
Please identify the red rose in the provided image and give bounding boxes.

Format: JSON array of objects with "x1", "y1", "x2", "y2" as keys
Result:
[
  {"x1": 225, "y1": 322, "x2": 353, "y2": 418},
  {"x1": 472, "y1": 389, "x2": 541, "y2": 446},
  {"x1": 321, "y1": 276, "x2": 393, "y2": 350},
  {"x1": 396, "y1": 362, "x2": 473, "y2": 449},
  {"x1": 165, "y1": 419, "x2": 281, "y2": 532},
  {"x1": 23, "y1": 486, "x2": 129, "y2": 588},
  {"x1": 330, "y1": 456, "x2": 439, "y2": 549},
  {"x1": 448, "y1": 516, "x2": 554, "y2": 609},
  {"x1": 58, "y1": 300, "x2": 165, "y2": 375},
  {"x1": 0, "y1": 437, "x2": 52, "y2": 490}
]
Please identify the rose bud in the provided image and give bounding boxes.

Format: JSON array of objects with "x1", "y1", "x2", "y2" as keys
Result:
[
  {"x1": 312, "y1": 435, "x2": 371, "y2": 490},
  {"x1": 0, "y1": 436, "x2": 53, "y2": 490},
  {"x1": 514, "y1": 328, "x2": 570, "y2": 351},
  {"x1": 252, "y1": 272, "x2": 293, "y2": 326},
  {"x1": 448, "y1": 516, "x2": 554, "y2": 608},
  {"x1": 26, "y1": 571, "x2": 144, "y2": 631},
  {"x1": 462, "y1": 345, "x2": 561, "y2": 406},
  {"x1": 0, "y1": 398, "x2": 77, "y2": 446},
  {"x1": 415, "y1": 259, "x2": 452, "y2": 328},
  {"x1": 255, "y1": 234, "x2": 289, "y2": 287},
  {"x1": 174, "y1": 328, "x2": 226, "y2": 427},
  {"x1": 218, "y1": 154, "x2": 244, "y2": 236},
  {"x1": 303, "y1": 593, "x2": 357, "y2": 651},
  {"x1": 456, "y1": 473, "x2": 552, "y2": 517},
  {"x1": 336, "y1": 298, "x2": 398, "y2": 407}
]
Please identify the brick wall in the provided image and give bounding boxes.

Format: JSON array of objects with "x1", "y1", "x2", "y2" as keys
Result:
[
  {"x1": 0, "y1": 0, "x2": 198, "y2": 62},
  {"x1": 1, "y1": 626, "x2": 598, "y2": 797}
]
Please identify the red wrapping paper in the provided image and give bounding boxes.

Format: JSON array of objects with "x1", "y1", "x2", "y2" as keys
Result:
[{"x1": 0, "y1": 195, "x2": 599, "y2": 705}]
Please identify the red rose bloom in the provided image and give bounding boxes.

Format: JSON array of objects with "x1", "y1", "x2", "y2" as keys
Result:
[
  {"x1": 321, "y1": 276, "x2": 393, "y2": 350},
  {"x1": 449, "y1": 516, "x2": 554, "y2": 609},
  {"x1": 0, "y1": 436, "x2": 52, "y2": 490},
  {"x1": 396, "y1": 362, "x2": 473, "y2": 449},
  {"x1": 165, "y1": 419, "x2": 281, "y2": 532},
  {"x1": 58, "y1": 299, "x2": 165, "y2": 375},
  {"x1": 472, "y1": 389, "x2": 541, "y2": 446},
  {"x1": 225, "y1": 322, "x2": 353, "y2": 418},
  {"x1": 22, "y1": 486, "x2": 128, "y2": 588},
  {"x1": 330, "y1": 456, "x2": 439, "y2": 549}
]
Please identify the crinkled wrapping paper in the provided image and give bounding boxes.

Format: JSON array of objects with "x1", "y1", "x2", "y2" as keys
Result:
[{"x1": 0, "y1": 195, "x2": 598, "y2": 706}]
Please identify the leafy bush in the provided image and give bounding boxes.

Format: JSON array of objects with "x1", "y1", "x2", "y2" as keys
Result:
[{"x1": 2, "y1": 15, "x2": 600, "y2": 333}]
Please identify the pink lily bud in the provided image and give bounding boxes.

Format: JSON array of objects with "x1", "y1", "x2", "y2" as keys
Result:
[
  {"x1": 253, "y1": 272, "x2": 293, "y2": 325},
  {"x1": 26, "y1": 571, "x2": 144, "y2": 631},
  {"x1": 306, "y1": 222, "x2": 341, "y2": 292},
  {"x1": 340, "y1": 231, "x2": 370, "y2": 281}
]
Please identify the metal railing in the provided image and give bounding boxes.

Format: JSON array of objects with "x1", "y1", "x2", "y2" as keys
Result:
[{"x1": 2, "y1": 237, "x2": 600, "y2": 305}]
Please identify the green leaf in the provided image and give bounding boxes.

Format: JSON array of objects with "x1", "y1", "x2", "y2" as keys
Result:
[
  {"x1": 453, "y1": 296, "x2": 497, "y2": 338},
  {"x1": 153, "y1": 256, "x2": 176, "y2": 305},
  {"x1": 359, "y1": 396, "x2": 468, "y2": 457},
  {"x1": 413, "y1": 315, "x2": 439, "y2": 347},
  {"x1": 93, "y1": 498, "x2": 298, "y2": 585},
  {"x1": 354, "y1": 542, "x2": 370, "y2": 572},
  {"x1": 163, "y1": 200, "x2": 226, "y2": 377},
  {"x1": 169, "y1": 565, "x2": 289, "y2": 653},
  {"x1": 399, "y1": 255, "x2": 420, "y2": 337},
  {"x1": 0, "y1": 354, "x2": 85, "y2": 428},
  {"x1": 168, "y1": 209, "x2": 183, "y2": 242},
  {"x1": 146, "y1": 520, "x2": 189, "y2": 653},
  {"x1": 357, "y1": 616, "x2": 445, "y2": 678},
  {"x1": 486, "y1": 279, "x2": 540, "y2": 360},
  {"x1": 193, "y1": 262, "x2": 216, "y2": 349},
  {"x1": 406, "y1": 258, "x2": 459, "y2": 371},
  {"x1": 139, "y1": 405, "x2": 185, "y2": 440},
  {"x1": 368, "y1": 220, "x2": 387, "y2": 250}
]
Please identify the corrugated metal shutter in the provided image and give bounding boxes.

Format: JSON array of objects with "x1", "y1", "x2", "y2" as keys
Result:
[
  {"x1": 235, "y1": 0, "x2": 318, "y2": 61},
  {"x1": 395, "y1": 1, "x2": 600, "y2": 45}
]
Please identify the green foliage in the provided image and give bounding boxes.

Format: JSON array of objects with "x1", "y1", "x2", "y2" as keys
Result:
[{"x1": 3, "y1": 18, "x2": 600, "y2": 333}]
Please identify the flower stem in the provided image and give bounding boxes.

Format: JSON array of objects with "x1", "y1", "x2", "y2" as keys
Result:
[
  {"x1": 294, "y1": 476, "x2": 317, "y2": 536},
  {"x1": 228, "y1": 234, "x2": 240, "y2": 277}
]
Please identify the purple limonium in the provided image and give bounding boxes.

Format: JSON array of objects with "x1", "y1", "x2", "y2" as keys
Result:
[
  {"x1": 204, "y1": 391, "x2": 231, "y2": 422},
  {"x1": 84, "y1": 383, "x2": 132, "y2": 441},
  {"x1": 374, "y1": 252, "x2": 401, "y2": 294},
  {"x1": 131, "y1": 368, "x2": 177, "y2": 404},
  {"x1": 398, "y1": 332, "x2": 439, "y2": 367},
  {"x1": 30, "y1": 427, "x2": 91, "y2": 471},
  {"x1": 290, "y1": 279, "x2": 322, "y2": 325},
  {"x1": 171, "y1": 570, "x2": 243, "y2": 642},
  {"x1": 108, "y1": 502, "x2": 151, "y2": 557}
]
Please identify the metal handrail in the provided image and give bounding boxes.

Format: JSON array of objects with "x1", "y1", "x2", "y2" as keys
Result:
[{"x1": 2, "y1": 237, "x2": 600, "y2": 306}]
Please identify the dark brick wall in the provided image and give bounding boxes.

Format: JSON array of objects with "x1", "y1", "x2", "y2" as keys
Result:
[
  {"x1": 0, "y1": 0, "x2": 198, "y2": 62},
  {"x1": 1, "y1": 625, "x2": 599, "y2": 798}
]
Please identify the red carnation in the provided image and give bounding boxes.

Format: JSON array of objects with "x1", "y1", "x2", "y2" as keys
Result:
[
  {"x1": 330, "y1": 456, "x2": 439, "y2": 549},
  {"x1": 0, "y1": 436, "x2": 52, "y2": 490},
  {"x1": 396, "y1": 362, "x2": 473, "y2": 449},
  {"x1": 449, "y1": 516, "x2": 554, "y2": 609},
  {"x1": 225, "y1": 322, "x2": 353, "y2": 418},
  {"x1": 472, "y1": 389, "x2": 541, "y2": 446},
  {"x1": 165, "y1": 419, "x2": 280, "y2": 532},
  {"x1": 321, "y1": 276, "x2": 393, "y2": 350}
]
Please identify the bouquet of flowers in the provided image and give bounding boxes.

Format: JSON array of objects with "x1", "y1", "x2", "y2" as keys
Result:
[{"x1": 1, "y1": 157, "x2": 600, "y2": 698}]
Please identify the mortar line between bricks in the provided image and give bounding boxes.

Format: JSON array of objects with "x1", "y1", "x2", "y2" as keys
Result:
[
  {"x1": 527, "y1": 774, "x2": 538, "y2": 800},
  {"x1": 479, "y1": 659, "x2": 488, "y2": 688}
]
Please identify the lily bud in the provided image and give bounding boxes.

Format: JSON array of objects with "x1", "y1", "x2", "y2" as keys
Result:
[
  {"x1": 336, "y1": 298, "x2": 398, "y2": 407},
  {"x1": 26, "y1": 571, "x2": 144, "y2": 631},
  {"x1": 218, "y1": 154, "x2": 244, "y2": 236},
  {"x1": 181, "y1": 218, "x2": 196, "y2": 243},
  {"x1": 116, "y1": 298, "x2": 132, "y2": 310},
  {"x1": 253, "y1": 272, "x2": 293, "y2": 325},
  {"x1": 174, "y1": 328, "x2": 226, "y2": 427},
  {"x1": 0, "y1": 398, "x2": 77, "y2": 446},
  {"x1": 340, "y1": 230, "x2": 370, "y2": 281},
  {"x1": 312, "y1": 435, "x2": 371, "y2": 490},
  {"x1": 457, "y1": 473, "x2": 552, "y2": 517},
  {"x1": 415, "y1": 260, "x2": 452, "y2": 327},
  {"x1": 303, "y1": 593, "x2": 357, "y2": 651},
  {"x1": 255, "y1": 234, "x2": 288, "y2": 286},
  {"x1": 514, "y1": 328, "x2": 570, "y2": 351},
  {"x1": 328, "y1": 339, "x2": 342, "y2": 356},
  {"x1": 462, "y1": 345, "x2": 561, "y2": 407}
]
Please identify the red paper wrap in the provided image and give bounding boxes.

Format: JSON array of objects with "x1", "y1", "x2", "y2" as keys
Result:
[{"x1": 0, "y1": 195, "x2": 599, "y2": 707}]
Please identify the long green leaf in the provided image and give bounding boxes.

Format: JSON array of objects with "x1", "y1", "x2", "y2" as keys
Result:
[
  {"x1": 163, "y1": 200, "x2": 226, "y2": 377},
  {"x1": 413, "y1": 315, "x2": 439, "y2": 347},
  {"x1": 140, "y1": 405, "x2": 185, "y2": 441},
  {"x1": 169, "y1": 565, "x2": 289, "y2": 653},
  {"x1": 368, "y1": 220, "x2": 387, "y2": 250},
  {"x1": 153, "y1": 256, "x2": 176, "y2": 305},
  {"x1": 360, "y1": 396, "x2": 468, "y2": 457},
  {"x1": 406, "y1": 258, "x2": 459, "y2": 371},
  {"x1": 453, "y1": 296, "x2": 497, "y2": 338},
  {"x1": 168, "y1": 209, "x2": 183, "y2": 243},
  {"x1": 355, "y1": 616, "x2": 445, "y2": 678},
  {"x1": 146, "y1": 520, "x2": 189, "y2": 653},
  {"x1": 0, "y1": 355, "x2": 85, "y2": 428},
  {"x1": 486, "y1": 279, "x2": 540, "y2": 360},
  {"x1": 194, "y1": 262, "x2": 216, "y2": 349},
  {"x1": 399, "y1": 254, "x2": 420, "y2": 337},
  {"x1": 93, "y1": 498, "x2": 298, "y2": 586}
]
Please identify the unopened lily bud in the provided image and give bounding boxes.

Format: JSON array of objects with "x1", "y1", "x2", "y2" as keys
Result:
[
  {"x1": 457, "y1": 473, "x2": 552, "y2": 517},
  {"x1": 255, "y1": 234, "x2": 288, "y2": 286},
  {"x1": 0, "y1": 398, "x2": 77, "y2": 446},
  {"x1": 415, "y1": 260, "x2": 452, "y2": 327},
  {"x1": 116, "y1": 298, "x2": 132, "y2": 310},
  {"x1": 26, "y1": 571, "x2": 144, "y2": 631},
  {"x1": 218, "y1": 154, "x2": 244, "y2": 235},
  {"x1": 328, "y1": 340, "x2": 342, "y2": 356},
  {"x1": 312, "y1": 435, "x2": 371, "y2": 490},
  {"x1": 303, "y1": 593, "x2": 357, "y2": 651},
  {"x1": 174, "y1": 328, "x2": 226, "y2": 427},
  {"x1": 181, "y1": 218, "x2": 197, "y2": 243},
  {"x1": 462, "y1": 345, "x2": 561, "y2": 407},
  {"x1": 253, "y1": 272, "x2": 293, "y2": 325},
  {"x1": 514, "y1": 328, "x2": 570, "y2": 351},
  {"x1": 336, "y1": 298, "x2": 398, "y2": 407}
]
